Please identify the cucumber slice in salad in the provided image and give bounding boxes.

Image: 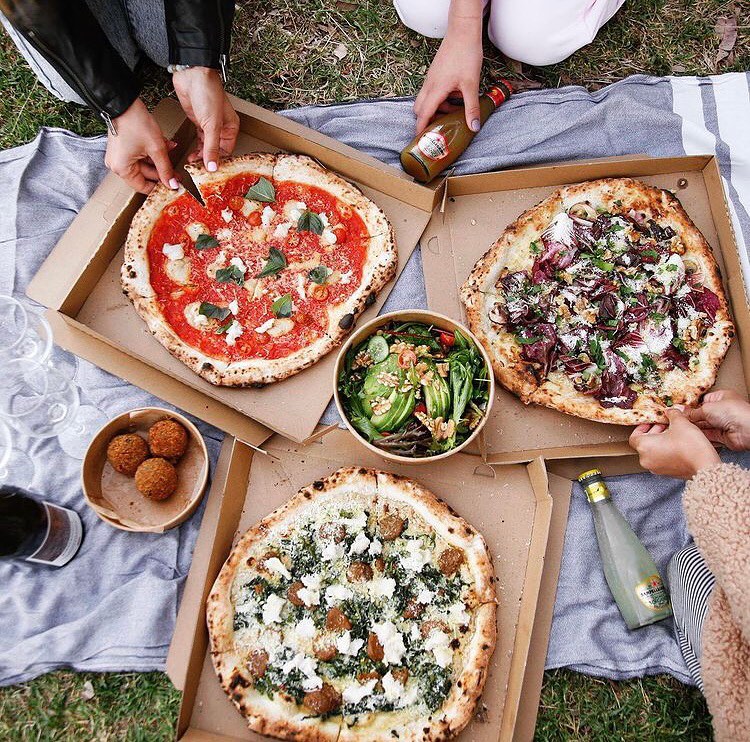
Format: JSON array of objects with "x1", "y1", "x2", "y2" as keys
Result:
[{"x1": 367, "y1": 334, "x2": 390, "y2": 363}]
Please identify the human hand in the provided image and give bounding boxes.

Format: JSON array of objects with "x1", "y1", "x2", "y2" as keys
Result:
[
  {"x1": 173, "y1": 67, "x2": 240, "y2": 170},
  {"x1": 629, "y1": 408, "x2": 721, "y2": 479},
  {"x1": 413, "y1": 3, "x2": 483, "y2": 133},
  {"x1": 684, "y1": 389, "x2": 750, "y2": 451},
  {"x1": 105, "y1": 98, "x2": 179, "y2": 194}
]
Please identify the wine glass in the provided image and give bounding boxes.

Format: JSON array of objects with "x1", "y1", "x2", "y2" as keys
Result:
[
  {"x1": 0, "y1": 296, "x2": 78, "y2": 380},
  {"x1": 0, "y1": 419, "x2": 35, "y2": 485},
  {"x1": 0, "y1": 359, "x2": 107, "y2": 459}
]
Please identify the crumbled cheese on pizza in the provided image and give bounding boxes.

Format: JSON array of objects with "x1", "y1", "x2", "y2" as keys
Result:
[
  {"x1": 447, "y1": 602, "x2": 470, "y2": 625},
  {"x1": 423, "y1": 629, "x2": 453, "y2": 668},
  {"x1": 261, "y1": 593, "x2": 286, "y2": 624},
  {"x1": 349, "y1": 531, "x2": 370, "y2": 555},
  {"x1": 297, "y1": 573, "x2": 322, "y2": 607},
  {"x1": 295, "y1": 617, "x2": 317, "y2": 640},
  {"x1": 273, "y1": 222, "x2": 292, "y2": 239},
  {"x1": 369, "y1": 577, "x2": 396, "y2": 599},
  {"x1": 241, "y1": 199, "x2": 260, "y2": 217},
  {"x1": 371, "y1": 621, "x2": 406, "y2": 665},
  {"x1": 321, "y1": 541, "x2": 345, "y2": 562},
  {"x1": 282, "y1": 652, "x2": 322, "y2": 692},
  {"x1": 207, "y1": 250, "x2": 227, "y2": 278},
  {"x1": 229, "y1": 256, "x2": 247, "y2": 274},
  {"x1": 382, "y1": 672, "x2": 406, "y2": 704},
  {"x1": 319, "y1": 213, "x2": 330, "y2": 228},
  {"x1": 166, "y1": 258, "x2": 190, "y2": 285},
  {"x1": 335, "y1": 630, "x2": 364, "y2": 657},
  {"x1": 264, "y1": 556, "x2": 292, "y2": 580},
  {"x1": 228, "y1": 299, "x2": 239, "y2": 316},
  {"x1": 225, "y1": 320, "x2": 244, "y2": 346},
  {"x1": 162, "y1": 242, "x2": 184, "y2": 261},
  {"x1": 641, "y1": 316, "x2": 674, "y2": 355},
  {"x1": 417, "y1": 588, "x2": 435, "y2": 604},
  {"x1": 368, "y1": 539, "x2": 382, "y2": 557},
  {"x1": 186, "y1": 222, "x2": 208, "y2": 241},
  {"x1": 341, "y1": 511, "x2": 368, "y2": 532},
  {"x1": 339, "y1": 270, "x2": 353, "y2": 285},
  {"x1": 399, "y1": 539, "x2": 431, "y2": 572},
  {"x1": 321, "y1": 228, "x2": 337, "y2": 246},
  {"x1": 221, "y1": 208, "x2": 233, "y2": 223},
  {"x1": 286, "y1": 201, "x2": 307, "y2": 222},
  {"x1": 324, "y1": 584, "x2": 353, "y2": 604},
  {"x1": 184, "y1": 302, "x2": 209, "y2": 330},
  {"x1": 216, "y1": 227, "x2": 232, "y2": 242},
  {"x1": 295, "y1": 273, "x2": 307, "y2": 301},
  {"x1": 255, "y1": 318, "x2": 275, "y2": 334},
  {"x1": 342, "y1": 678, "x2": 378, "y2": 704},
  {"x1": 261, "y1": 206, "x2": 275, "y2": 227}
]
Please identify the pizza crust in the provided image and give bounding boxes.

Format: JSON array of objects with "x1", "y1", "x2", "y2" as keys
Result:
[
  {"x1": 206, "y1": 468, "x2": 497, "y2": 742},
  {"x1": 461, "y1": 178, "x2": 734, "y2": 425}
]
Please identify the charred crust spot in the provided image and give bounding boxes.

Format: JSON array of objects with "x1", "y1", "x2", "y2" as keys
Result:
[
  {"x1": 365, "y1": 292, "x2": 377, "y2": 307},
  {"x1": 312, "y1": 480, "x2": 324, "y2": 490},
  {"x1": 228, "y1": 672, "x2": 250, "y2": 690},
  {"x1": 338, "y1": 313, "x2": 355, "y2": 330},
  {"x1": 304, "y1": 491, "x2": 311, "y2": 499},
  {"x1": 358, "y1": 467, "x2": 369, "y2": 475},
  {"x1": 201, "y1": 362, "x2": 214, "y2": 371},
  {"x1": 251, "y1": 382, "x2": 266, "y2": 389},
  {"x1": 482, "y1": 643, "x2": 490, "y2": 650},
  {"x1": 448, "y1": 527, "x2": 455, "y2": 534},
  {"x1": 128, "y1": 270, "x2": 137, "y2": 278},
  {"x1": 457, "y1": 680, "x2": 463, "y2": 688},
  {"x1": 450, "y1": 638, "x2": 460, "y2": 649}
]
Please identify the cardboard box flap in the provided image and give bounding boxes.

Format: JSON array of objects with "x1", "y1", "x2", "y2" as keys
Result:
[
  {"x1": 422, "y1": 155, "x2": 749, "y2": 459},
  {"x1": 28, "y1": 97, "x2": 441, "y2": 444},
  {"x1": 172, "y1": 431, "x2": 554, "y2": 741}
]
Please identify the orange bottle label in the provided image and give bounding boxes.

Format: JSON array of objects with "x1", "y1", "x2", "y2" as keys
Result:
[
  {"x1": 486, "y1": 80, "x2": 512, "y2": 108},
  {"x1": 417, "y1": 131, "x2": 449, "y2": 161}
]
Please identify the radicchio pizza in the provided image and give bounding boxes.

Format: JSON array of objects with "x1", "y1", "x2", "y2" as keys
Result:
[
  {"x1": 121, "y1": 154, "x2": 396, "y2": 386},
  {"x1": 206, "y1": 468, "x2": 496, "y2": 741},
  {"x1": 460, "y1": 178, "x2": 734, "y2": 424}
]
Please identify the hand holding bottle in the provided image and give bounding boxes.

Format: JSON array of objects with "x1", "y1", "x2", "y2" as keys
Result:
[
  {"x1": 413, "y1": 0, "x2": 484, "y2": 133},
  {"x1": 629, "y1": 408, "x2": 721, "y2": 479}
]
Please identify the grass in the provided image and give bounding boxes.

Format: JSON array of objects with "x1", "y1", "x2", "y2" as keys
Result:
[{"x1": 0, "y1": 0, "x2": 737, "y2": 738}]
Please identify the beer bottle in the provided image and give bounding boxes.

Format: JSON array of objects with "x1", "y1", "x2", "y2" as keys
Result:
[
  {"x1": 578, "y1": 469, "x2": 672, "y2": 630},
  {"x1": 0, "y1": 485, "x2": 83, "y2": 567},
  {"x1": 400, "y1": 80, "x2": 512, "y2": 183}
]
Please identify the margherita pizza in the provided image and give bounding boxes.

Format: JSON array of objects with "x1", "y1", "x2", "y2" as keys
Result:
[
  {"x1": 460, "y1": 178, "x2": 734, "y2": 424},
  {"x1": 121, "y1": 154, "x2": 396, "y2": 386},
  {"x1": 206, "y1": 467, "x2": 496, "y2": 741}
]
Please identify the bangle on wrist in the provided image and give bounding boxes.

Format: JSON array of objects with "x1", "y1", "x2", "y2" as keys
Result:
[{"x1": 167, "y1": 64, "x2": 194, "y2": 74}]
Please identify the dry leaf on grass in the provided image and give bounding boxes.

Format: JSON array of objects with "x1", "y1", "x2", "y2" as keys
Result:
[
  {"x1": 714, "y1": 15, "x2": 738, "y2": 66},
  {"x1": 81, "y1": 680, "x2": 95, "y2": 700},
  {"x1": 333, "y1": 42, "x2": 348, "y2": 61}
]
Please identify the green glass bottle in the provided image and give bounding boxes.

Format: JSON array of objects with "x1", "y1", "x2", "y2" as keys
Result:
[{"x1": 578, "y1": 469, "x2": 672, "y2": 630}]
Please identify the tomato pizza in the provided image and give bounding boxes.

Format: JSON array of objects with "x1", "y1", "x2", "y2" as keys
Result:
[{"x1": 122, "y1": 154, "x2": 396, "y2": 385}]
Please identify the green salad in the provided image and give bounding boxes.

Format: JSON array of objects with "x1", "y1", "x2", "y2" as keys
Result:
[{"x1": 338, "y1": 321, "x2": 490, "y2": 457}]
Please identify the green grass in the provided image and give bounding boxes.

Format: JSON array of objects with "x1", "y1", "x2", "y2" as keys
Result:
[{"x1": 0, "y1": 0, "x2": 735, "y2": 737}]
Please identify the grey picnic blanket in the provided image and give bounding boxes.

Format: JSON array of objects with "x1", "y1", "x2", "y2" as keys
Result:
[{"x1": 2, "y1": 73, "x2": 750, "y2": 687}]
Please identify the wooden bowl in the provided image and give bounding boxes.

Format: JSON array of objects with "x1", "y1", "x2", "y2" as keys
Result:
[
  {"x1": 81, "y1": 407, "x2": 209, "y2": 532},
  {"x1": 333, "y1": 310, "x2": 495, "y2": 464}
]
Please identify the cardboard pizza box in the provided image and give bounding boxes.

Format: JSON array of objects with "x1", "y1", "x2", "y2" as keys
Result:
[
  {"x1": 165, "y1": 430, "x2": 574, "y2": 742},
  {"x1": 420, "y1": 154, "x2": 750, "y2": 462},
  {"x1": 27, "y1": 96, "x2": 442, "y2": 446}
]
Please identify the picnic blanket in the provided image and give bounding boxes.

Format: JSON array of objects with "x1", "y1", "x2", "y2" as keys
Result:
[{"x1": 2, "y1": 73, "x2": 750, "y2": 688}]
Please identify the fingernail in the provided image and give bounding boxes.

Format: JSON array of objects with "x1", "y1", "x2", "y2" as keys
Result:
[
  {"x1": 207, "y1": 161, "x2": 218, "y2": 172},
  {"x1": 470, "y1": 119, "x2": 481, "y2": 132},
  {"x1": 169, "y1": 178, "x2": 179, "y2": 190}
]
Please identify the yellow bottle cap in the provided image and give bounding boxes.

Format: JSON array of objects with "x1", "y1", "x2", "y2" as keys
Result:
[{"x1": 577, "y1": 469, "x2": 610, "y2": 503}]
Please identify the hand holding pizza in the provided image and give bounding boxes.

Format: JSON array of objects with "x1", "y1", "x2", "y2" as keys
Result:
[
  {"x1": 684, "y1": 389, "x2": 750, "y2": 451},
  {"x1": 629, "y1": 408, "x2": 721, "y2": 479},
  {"x1": 414, "y1": 0, "x2": 484, "y2": 133},
  {"x1": 105, "y1": 98, "x2": 180, "y2": 194},
  {"x1": 173, "y1": 67, "x2": 240, "y2": 171}
]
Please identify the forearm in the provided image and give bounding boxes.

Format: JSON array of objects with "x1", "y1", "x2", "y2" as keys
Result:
[
  {"x1": 446, "y1": 0, "x2": 484, "y2": 42},
  {"x1": 684, "y1": 463, "x2": 750, "y2": 637},
  {"x1": 2, "y1": 0, "x2": 140, "y2": 120}
]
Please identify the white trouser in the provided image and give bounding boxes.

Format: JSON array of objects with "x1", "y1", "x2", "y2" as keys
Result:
[{"x1": 393, "y1": 0, "x2": 626, "y2": 66}]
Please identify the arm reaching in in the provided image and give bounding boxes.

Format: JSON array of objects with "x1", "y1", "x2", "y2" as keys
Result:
[{"x1": 413, "y1": 0, "x2": 484, "y2": 134}]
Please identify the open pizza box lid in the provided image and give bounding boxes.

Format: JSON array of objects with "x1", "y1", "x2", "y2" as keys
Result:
[
  {"x1": 420, "y1": 154, "x2": 750, "y2": 462},
  {"x1": 165, "y1": 431, "x2": 574, "y2": 741},
  {"x1": 27, "y1": 96, "x2": 443, "y2": 446}
]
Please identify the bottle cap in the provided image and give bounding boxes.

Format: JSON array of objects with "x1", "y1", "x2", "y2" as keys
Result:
[{"x1": 577, "y1": 468, "x2": 610, "y2": 503}]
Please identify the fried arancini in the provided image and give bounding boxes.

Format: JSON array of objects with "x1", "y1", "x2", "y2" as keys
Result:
[
  {"x1": 107, "y1": 433, "x2": 149, "y2": 476},
  {"x1": 134, "y1": 457, "x2": 178, "y2": 500}
]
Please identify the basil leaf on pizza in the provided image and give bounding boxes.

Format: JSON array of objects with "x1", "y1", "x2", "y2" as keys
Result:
[
  {"x1": 460, "y1": 177, "x2": 734, "y2": 424},
  {"x1": 195, "y1": 233, "x2": 219, "y2": 250},
  {"x1": 121, "y1": 153, "x2": 397, "y2": 386},
  {"x1": 298, "y1": 210, "x2": 324, "y2": 235},
  {"x1": 215, "y1": 265, "x2": 245, "y2": 285},
  {"x1": 272, "y1": 293, "x2": 293, "y2": 318},
  {"x1": 245, "y1": 176, "x2": 276, "y2": 203},
  {"x1": 257, "y1": 247, "x2": 287, "y2": 278},
  {"x1": 206, "y1": 468, "x2": 496, "y2": 741},
  {"x1": 199, "y1": 302, "x2": 231, "y2": 321},
  {"x1": 308, "y1": 265, "x2": 331, "y2": 285}
]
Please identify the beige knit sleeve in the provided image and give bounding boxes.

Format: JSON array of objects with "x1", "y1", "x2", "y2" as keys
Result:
[{"x1": 683, "y1": 462, "x2": 750, "y2": 638}]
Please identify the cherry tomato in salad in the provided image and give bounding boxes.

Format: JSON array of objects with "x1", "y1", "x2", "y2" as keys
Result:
[
  {"x1": 439, "y1": 331, "x2": 455, "y2": 348},
  {"x1": 398, "y1": 349, "x2": 417, "y2": 368},
  {"x1": 414, "y1": 403, "x2": 427, "y2": 415}
]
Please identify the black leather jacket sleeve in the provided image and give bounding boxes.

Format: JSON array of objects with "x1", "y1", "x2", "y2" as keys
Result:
[
  {"x1": 1, "y1": 0, "x2": 141, "y2": 121},
  {"x1": 165, "y1": 0, "x2": 234, "y2": 70}
]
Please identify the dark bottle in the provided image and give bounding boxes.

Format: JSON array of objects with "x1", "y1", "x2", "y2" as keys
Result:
[
  {"x1": 400, "y1": 80, "x2": 512, "y2": 183},
  {"x1": 0, "y1": 486, "x2": 83, "y2": 567}
]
